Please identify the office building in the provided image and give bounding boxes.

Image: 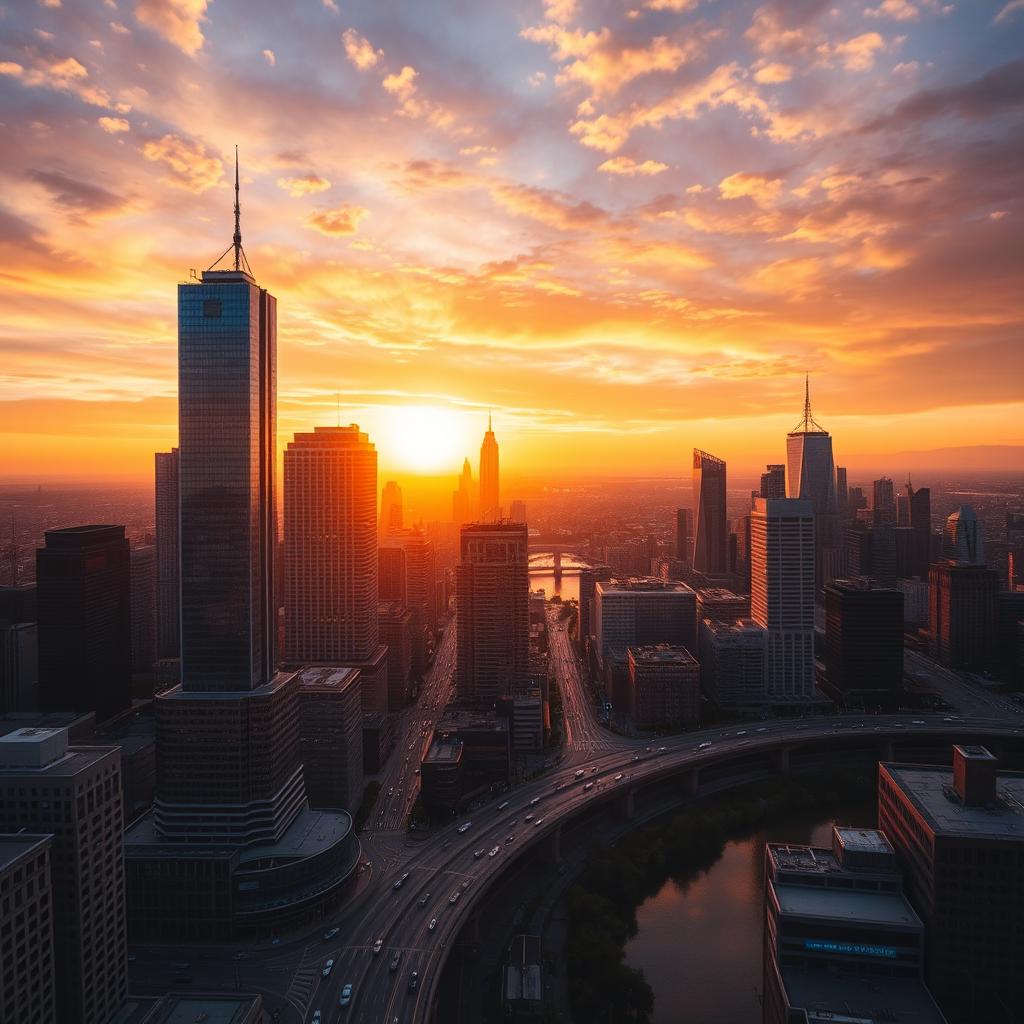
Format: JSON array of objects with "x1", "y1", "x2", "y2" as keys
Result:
[
  {"x1": 945, "y1": 505, "x2": 984, "y2": 565},
  {"x1": 907, "y1": 482, "x2": 931, "y2": 579},
  {"x1": 578, "y1": 564, "x2": 613, "y2": 657},
  {"x1": 283, "y1": 425, "x2": 379, "y2": 669},
  {"x1": 420, "y1": 736, "x2": 464, "y2": 815},
  {"x1": 497, "y1": 689, "x2": 544, "y2": 753},
  {"x1": 0, "y1": 585, "x2": 37, "y2": 713},
  {"x1": 452, "y1": 458, "x2": 475, "y2": 525},
  {"x1": 594, "y1": 579, "x2": 697, "y2": 676},
  {"x1": 125, "y1": 166, "x2": 359, "y2": 941},
  {"x1": 750, "y1": 499, "x2": 815, "y2": 700},
  {"x1": 785, "y1": 378, "x2": 839, "y2": 586},
  {"x1": 380, "y1": 479, "x2": 403, "y2": 538},
  {"x1": 823, "y1": 579, "x2": 903, "y2": 706},
  {"x1": 154, "y1": 448, "x2": 180, "y2": 661},
  {"x1": 296, "y1": 666, "x2": 363, "y2": 813},
  {"x1": 873, "y1": 476, "x2": 896, "y2": 526},
  {"x1": 835, "y1": 465, "x2": 848, "y2": 511},
  {"x1": 379, "y1": 600, "x2": 413, "y2": 710},
  {"x1": 130, "y1": 544, "x2": 157, "y2": 678},
  {"x1": 36, "y1": 525, "x2": 132, "y2": 721},
  {"x1": 692, "y1": 449, "x2": 727, "y2": 574},
  {"x1": 0, "y1": 727, "x2": 126, "y2": 1023},
  {"x1": 696, "y1": 587, "x2": 749, "y2": 624},
  {"x1": 382, "y1": 527, "x2": 436, "y2": 677},
  {"x1": 510, "y1": 499, "x2": 527, "y2": 523},
  {"x1": 763, "y1": 825, "x2": 945, "y2": 1024},
  {"x1": 760, "y1": 464, "x2": 786, "y2": 501},
  {"x1": 897, "y1": 577, "x2": 929, "y2": 625},
  {"x1": 879, "y1": 746, "x2": 1024, "y2": 1021},
  {"x1": 626, "y1": 644, "x2": 700, "y2": 730},
  {"x1": 0, "y1": 833, "x2": 55, "y2": 1023},
  {"x1": 379, "y1": 544, "x2": 407, "y2": 605},
  {"x1": 698, "y1": 617, "x2": 767, "y2": 709},
  {"x1": 479, "y1": 414, "x2": 500, "y2": 521},
  {"x1": 456, "y1": 523, "x2": 529, "y2": 701},
  {"x1": 928, "y1": 561, "x2": 998, "y2": 670},
  {"x1": 674, "y1": 507, "x2": 692, "y2": 564}
]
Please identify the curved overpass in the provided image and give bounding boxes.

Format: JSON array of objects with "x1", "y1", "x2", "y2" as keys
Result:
[{"x1": 315, "y1": 714, "x2": 1024, "y2": 1023}]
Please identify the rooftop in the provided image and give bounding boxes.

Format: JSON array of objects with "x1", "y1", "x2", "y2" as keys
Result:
[
  {"x1": 598, "y1": 577, "x2": 696, "y2": 596},
  {"x1": 781, "y1": 968, "x2": 947, "y2": 1024},
  {"x1": 773, "y1": 884, "x2": 922, "y2": 929},
  {"x1": 296, "y1": 665, "x2": 360, "y2": 692},
  {"x1": 158, "y1": 669, "x2": 298, "y2": 701},
  {"x1": 424, "y1": 737, "x2": 463, "y2": 763},
  {"x1": 882, "y1": 761, "x2": 1024, "y2": 839},
  {"x1": 834, "y1": 828, "x2": 894, "y2": 856},
  {"x1": 140, "y1": 992, "x2": 261, "y2": 1024},
  {"x1": 628, "y1": 644, "x2": 699, "y2": 665},
  {"x1": 0, "y1": 834, "x2": 50, "y2": 872}
]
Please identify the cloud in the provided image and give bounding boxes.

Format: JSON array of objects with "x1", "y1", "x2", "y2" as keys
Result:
[
  {"x1": 491, "y1": 184, "x2": 607, "y2": 229},
  {"x1": 383, "y1": 65, "x2": 418, "y2": 101},
  {"x1": 644, "y1": 0, "x2": 699, "y2": 9},
  {"x1": 598, "y1": 156, "x2": 669, "y2": 176},
  {"x1": 134, "y1": 0, "x2": 209, "y2": 56},
  {"x1": 817, "y1": 32, "x2": 888, "y2": 72},
  {"x1": 98, "y1": 116, "x2": 130, "y2": 133},
  {"x1": 142, "y1": 134, "x2": 223, "y2": 192},
  {"x1": 28, "y1": 169, "x2": 126, "y2": 216},
  {"x1": 322, "y1": 0, "x2": 339, "y2": 11},
  {"x1": 719, "y1": 171, "x2": 784, "y2": 205},
  {"x1": 995, "y1": 0, "x2": 1024, "y2": 22},
  {"x1": 865, "y1": 0, "x2": 919, "y2": 19},
  {"x1": 342, "y1": 28, "x2": 380, "y2": 70},
  {"x1": 745, "y1": 3, "x2": 827, "y2": 56},
  {"x1": 277, "y1": 174, "x2": 332, "y2": 196},
  {"x1": 263, "y1": 49, "x2": 275, "y2": 66},
  {"x1": 304, "y1": 203, "x2": 369, "y2": 236},
  {"x1": 753, "y1": 62, "x2": 792, "y2": 83}
]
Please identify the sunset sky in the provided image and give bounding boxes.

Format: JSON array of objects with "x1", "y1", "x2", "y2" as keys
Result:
[{"x1": 1, "y1": 0, "x2": 1022, "y2": 483}]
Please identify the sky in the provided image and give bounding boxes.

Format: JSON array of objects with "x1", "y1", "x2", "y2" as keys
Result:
[{"x1": 0, "y1": 0, "x2": 1022, "y2": 484}]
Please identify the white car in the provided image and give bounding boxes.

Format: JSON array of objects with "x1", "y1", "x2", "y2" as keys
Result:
[
  {"x1": 698, "y1": 741, "x2": 712, "y2": 749},
  {"x1": 339, "y1": 983, "x2": 353, "y2": 1007},
  {"x1": 322, "y1": 959, "x2": 335, "y2": 978},
  {"x1": 473, "y1": 849, "x2": 484, "y2": 859},
  {"x1": 534, "y1": 818, "x2": 544, "y2": 827},
  {"x1": 313, "y1": 1012, "x2": 322, "y2": 1024},
  {"x1": 524, "y1": 812, "x2": 534, "y2": 822},
  {"x1": 583, "y1": 782, "x2": 594, "y2": 791},
  {"x1": 488, "y1": 846, "x2": 500, "y2": 857},
  {"x1": 428, "y1": 917, "x2": 438, "y2": 932},
  {"x1": 614, "y1": 773, "x2": 624, "y2": 781},
  {"x1": 372, "y1": 938, "x2": 383, "y2": 955},
  {"x1": 529, "y1": 796, "x2": 541, "y2": 806},
  {"x1": 457, "y1": 822, "x2": 472, "y2": 834}
]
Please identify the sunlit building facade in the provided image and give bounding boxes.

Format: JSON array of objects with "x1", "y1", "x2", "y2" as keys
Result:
[{"x1": 479, "y1": 414, "x2": 500, "y2": 522}]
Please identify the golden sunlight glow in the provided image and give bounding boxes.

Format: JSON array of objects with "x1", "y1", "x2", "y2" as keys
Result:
[{"x1": 377, "y1": 405, "x2": 471, "y2": 474}]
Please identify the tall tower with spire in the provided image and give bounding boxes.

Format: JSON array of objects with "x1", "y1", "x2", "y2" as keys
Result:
[
  {"x1": 479, "y1": 412, "x2": 500, "y2": 522},
  {"x1": 786, "y1": 376, "x2": 838, "y2": 587}
]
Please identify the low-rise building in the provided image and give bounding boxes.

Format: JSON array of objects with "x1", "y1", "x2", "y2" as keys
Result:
[
  {"x1": 626, "y1": 644, "x2": 700, "y2": 730},
  {"x1": 698, "y1": 617, "x2": 767, "y2": 710}
]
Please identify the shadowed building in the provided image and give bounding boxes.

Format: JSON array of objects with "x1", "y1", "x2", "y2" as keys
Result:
[
  {"x1": 154, "y1": 448, "x2": 180, "y2": 661},
  {"x1": 928, "y1": 561, "x2": 998, "y2": 671},
  {"x1": 692, "y1": 450, "x2": 727, "y2": 574}
]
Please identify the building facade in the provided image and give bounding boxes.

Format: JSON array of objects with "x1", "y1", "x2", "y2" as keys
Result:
[
  {"x1": 479, "y1": 414, "x2": 500, "y2": 521},
  {"x1": 928, "y1": 561, "x2": 999, "y2": 670},
  {"x1": 154, "y1": 448, "x2": 180, "y2": 661},
  {"x1": 626, "y1": 644, "x2": 700, "y2": 730},
  {"x1": 692, "y1": 449, "x2": 727, "y2": 574},
  {"x1": 698, "y1": 617, "x2": 767, "y2": 710},
  {"x1": 130, "y1": 544, "x2": 157, "y2": 678}
]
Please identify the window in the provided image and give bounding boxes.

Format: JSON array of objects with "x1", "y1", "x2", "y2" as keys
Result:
[{"x1": 203, "y1": 299, "x2": 222, "y2": 318}]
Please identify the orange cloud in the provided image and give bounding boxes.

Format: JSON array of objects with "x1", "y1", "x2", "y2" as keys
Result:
[
  {"x1": 753, "y1": 62, "x2": 792, "y2": 84},
  {"x1": 277, "y1": 173, "x2": 332, "y2": 197},
  {"x1": 98, "y1": 115, "x2": 130, "y2": 133},
  {"x1": 719, "y1": 171, "x2": 783, "y2": 206},
  {"x1": 142, "y1": 134, "x2": 223, "y2": 192},
  {"x1": 342, "y1": 28, "x2": 380, "y2": 70},
  {"x1": 598, "y1": 157, "x2": 669, "y2": 176},
  {"x1": 304, "y1": 203, "x2": 369, "y2": 236},
  {"x1": 134, "y1": 0, "x2": 208, "y2": 56}
]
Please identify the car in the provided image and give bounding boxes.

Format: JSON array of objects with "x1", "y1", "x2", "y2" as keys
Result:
[
  {"x1": 418, "y1": 892, "x2": 431, "y2": 907},
  {"x1": 339, "y1": 983, "x2": 353, "y2": 1007},
  {"x1": 529, "y1": 796, "x2": 541, "y2": 806},
  {"x1": 509, "y1": 818, "x2": 517, "y2": 826},
  {"x1": 614, "y1": 773, "x2": 624, "y2": 781},
  {"x1": 428, "y1": 917, "x2": 438, "y2": 932},
  {"x1": 457, "y1": 822, "x2": 473, "y2": 834},
  {"x1": 389, "y1": 951, "x2": 403, "y2": 971},
  {"x1": 633, "y1": 754, "x2": 640, "y2": 761},
  {"x1": 449, "y1": 892, "x2": 460, "y2": 905},
  {"x1": 736, "y1": 731, "x2": 747, "y2": 737},
  {"x1": 497, "y1": 800, "x2": 509, "y2": 810},
  {"x1": 313, "y1": 1012, "x2": 322, "y2": 1024},
  {"x1": 393, "y1": 872, "x2": 410, "y2": 890},
  {"x1": 645, "y1": 746, "x2": 653, "y2": 753},
  {"x1": 583, "y1": 782, "x2": 594, "y2": 791},
  {"x1": 322, "y1": 959, "x2": 335, "y2": 978},
  {"x1": 911, "y1": 719, "x2": 926, "y2": 725},
  {"x1": 756, "y1": 727, "x2": 767, "y2": 733},
  {"x1": 408, "y1": 970, "x2": 420, "y2": 992},
  {"x1": 461, "y1": 879, "x2": 470, "y2": 890},
  {"x1": 658, "y1": 746, "x2": 667, "y2": 752},
  {"x1": 505, "y1": 834, "x2": 515, "y2": 843},
  {"x1": 524, "y1": 812, "x2": 534, "y2": 822},
  {"x1": 323, "y1": 927, "x2": 340, "y2": 941},
  {"x1": 488, "y1": 846, "x2": 500, "y2": 857},
  {"x1": 473, "y1": 849, "x2": 484, "y2": 859},
  {"x1": 590, "y1": 766, "x2": 598, "y2": 773},
  {"x1": 414, "y1": 768, "x2": 420, "y2": 775},
  {"x1": 534, "y1": 818, "x2": 544, "y2": 827},
  {"x1": 698, "y1": 741, "x2": 712, "y2": 750},
  {"x1": 388, "y1": 787, "x2": 394, "y2": 796},
  {"x1": 372, "y1": 939, "x2": 384, "y2": 955}
]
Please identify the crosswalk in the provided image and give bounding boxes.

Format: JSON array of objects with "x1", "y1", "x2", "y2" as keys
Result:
[{"x1": 282, "y1": 943, "x2": 322, "y2": 1017}]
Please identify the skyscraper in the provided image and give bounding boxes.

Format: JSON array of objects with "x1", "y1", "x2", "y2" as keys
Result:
[
  {"x1": 130, "y1": 543, "x2": 157, "y2": 677},
  {"x1": 284, "y1": 425, "x2": 378, "y2": 666},
  {"x1": 452, "y1": 458, "x2": 475, "y2": 524},
  {"x1": 456, "y1": 522, "x2": 529, "y2": 701},
  {"x1": 380, "y1": 479, "x2": 403, "y2": 538},
  {"x1": 759, "y1": 464, "x2": 786, "y2": 500},
  {"x1": 946, "y1": 504, "x2": 984, "y2": 565},
  {"x1": 908, "y1": 481, "x2": 931, "y2": 579},
  {"x1": 785, "y1": 377, "x2": 838, "y2": 586},
  {"x1": 479, "y1": 413, "x2": 500, "y2": 522},
  {"x1": 674, "y1": 507, "x2": 693, "y2": 564},
  {"x1": 0, "y1": 585, "x2": 36, "y2": 713},
  {"x1": 36, "y1": 525, "x2": 132, "y2": 721},
  {"x1": 154, "y1": 447, "x2": 180, "y2": 661},
  {"x1": 692, "y1": 449, "x2": 727, "y2": 574},
  {"x1": 835, "y1": 465, "x2": 848, "y2": 512},
  {"x1": 750, "y1": 498, "x2": 815, "y2": 700},
  {"x1": 929, "y1": 561, "x2": 998, "y2": 670},
  {"x1": 873, "y1": 476, "x2": 896, "y2": 525}
]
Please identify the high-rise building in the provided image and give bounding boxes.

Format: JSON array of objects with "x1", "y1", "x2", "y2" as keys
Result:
[
  {"x1": 452, "y1": 458, "x2": 475, "y2": 525},
  {"x1": 380, "y1": 480, "x2": 403, "y2": 538},
  {"x1": 698, "y1": 617, "x2": 767, "y2": 709},
  {"x1": 626, "y1": 644, "x2": 700, "y2": 730},
  {"x1": 785, "y1": 378, "x2": 839, "y2": 586},
  {"x1": 696, "y1": 587, "x2": 749, "y2": 624},
  {"x1": 283, "y1": 425, "x2": 379, "y2": 667},
  {"x1": 823, "y1": 579, "x2": 903, "y2": 705},
  {"x1": 759, "y1": 464, "x2": 786, "y2": 500},
  {"x1": 509, "y1": 499, "x2": 527, "y2": 523},
  {"x1": 0, "y1": 833, "x2": 55, "y2": 1023},
  {"x1": 835, "y1": 465, "x2": 848, "y2": 512},
  {"x1": 750, "y1": 499, "x2": 815, "y2": 700},
  {"x1": 0, "y1": 727, "x2": 126, "y2": 1023},
  {"x1": 0, "y1": 585, "x2": 36, "y2": 713},
  {"x1": 379, "y1": 601, "x2": 413, "y2": 709},
  {"x1": 873, "y1": 476, "x2": 896, "y2": 526},
  {"x1": 928, "y1": 561, "x2": 998, "y2": 670},
  {"x1": 130, "y1": 544, "x2": 157, "y2": 679},
  {"x1": 674, "y1": 507, "x2": 692, "y2": 564},
  {"x1": 456, "y1": 522, "x2": 529, "y2": 701},
  {"x1": 578, "y1": 563, "x2": 613, "y2": 657},
  {"x1": 382, "y1": 528, "x2": 436, "y2": 678},
  {"x1": 479, "y1": 414, "x2": 500, "y2": 521},
  {"x1": 125, "y1": 161, "x2": 359, "y2": 942},
  {"x1": 379, "y1": 544, "x2": 407, "y2": 605},
  {"x1": 692, "y1": 450, "x2": 727, "y2": 574},
  {"x1": 36, "y1": 525, "x2": 132, "y2": 721},
  {"x1": 154, "y1": 447, "x2": 180, "y2": 661},
  {"x1": 908, "y1": 482, "x2": 931, "y2": 579},
  {"x1": 879, "y1": 745, "x2": 1024, "y2": 1021},
  {"x1": 945, "y1": 505, "x2": 984, "y2": 565},
  {"x1": 763, "y1": 825, "x2": 944, "y2": 1024}
]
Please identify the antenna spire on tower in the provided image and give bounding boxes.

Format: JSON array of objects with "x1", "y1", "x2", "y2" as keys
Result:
[
  {"x1": 793, "y1": 374, "x2": 825, "y2": 432},
  {"x1": 207, "y1": 144, "x2": 253, "y2": 276}
]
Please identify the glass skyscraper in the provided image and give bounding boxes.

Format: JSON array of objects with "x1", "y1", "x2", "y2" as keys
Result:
[
  {"x1": 693, "y1": 449, "x2": 727, "y2": 574},
  {"x1": 178, "y1": 267, "x2": 277, "y2": 692}
]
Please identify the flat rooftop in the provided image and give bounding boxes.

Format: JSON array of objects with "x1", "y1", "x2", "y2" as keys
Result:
[
  {"x1": 425, "y1": 738, "x2": 463, "y2": 763},
  {"x1": 782, "y1": 968, "x2": 947, "y2": 1024},
  {"x1": 628, "y1": 644, "x2": 698, "y2": 665},
  {"x1": 296, "y1": 665, "x2": 360, "y2": 691},
  {"x1": 883, "y1": 762, "x2": 1024, "y2": 839},
  {"x1": 158, "y1": 670, "x2": 298, "y2": 701},
  {"x1": 774, "y1": 884, "x2": 922, "y2": 929},
  {"x1": 834, "y1": 828, "x2": 894, "y2": 856},
  {"x1": 0, "y1": 834, "x2": 49, "y2": 871},
  {"x1": 598, "y1": 577, "x2": 695, "y2": 596}
]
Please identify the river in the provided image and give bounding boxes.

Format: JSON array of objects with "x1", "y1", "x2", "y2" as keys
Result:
[
  {"x1": 623, "y1": 800, "x2": 876, "y2": 1023},
  {"x1": 528, "y1": 551, "x2": 589, "y2": 603}
]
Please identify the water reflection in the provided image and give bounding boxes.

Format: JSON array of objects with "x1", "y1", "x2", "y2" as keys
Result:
[
  {"x1": 528, "y1": 551, "x2": 588, "y2": 604},
  {"x1": 623, "y1": 804, "x2": 874, "y2": 1023}
]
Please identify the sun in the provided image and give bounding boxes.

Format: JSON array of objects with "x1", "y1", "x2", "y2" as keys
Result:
[{"x1": 380, "y1": 405, "x2": 469, "y2": 474}]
